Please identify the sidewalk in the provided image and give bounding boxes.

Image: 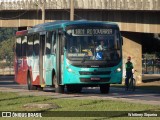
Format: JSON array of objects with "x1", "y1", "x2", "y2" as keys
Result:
[{"x1": 142, "y1": 74, "x2": 160, "y2": 83}]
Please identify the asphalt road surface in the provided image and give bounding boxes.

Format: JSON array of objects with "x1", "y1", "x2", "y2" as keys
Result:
[{"x1": 0, "y1": 76, "x2": 160, "y2": 106}]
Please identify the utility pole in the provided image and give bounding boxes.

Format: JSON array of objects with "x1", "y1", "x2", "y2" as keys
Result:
[
  {"x1": 42, "y1": 0, "x2": 46, "y2": 23},
  {"x1": 35, "y1": 0, "x2": 46, "y2": 23},
  {"x1": 70, "y1": 0, "x2": 74, "y2": 21}
]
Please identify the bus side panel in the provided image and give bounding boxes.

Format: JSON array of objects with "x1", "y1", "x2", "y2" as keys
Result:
[
  {"x1": 14, "y1": 56, "x2": 27, "y2": 84},
  {"x1": 22, "y1": 57, "x2": 28, "y2": 84},
  {"x1": 14, "y1": 56, "x2": 21, "y2": 84},
  {"x1": 27, "y1": 64, "x2": 40, "y2": 85},
  {"x1": 18, "y1": 57, "x2": 28, "y2": 84},
  {"x1": 33, "y1": 55, "x2": 40, "y2": 85},
  {"x1": 28, "y1": 56, "x2": 40, "y2": 85}
]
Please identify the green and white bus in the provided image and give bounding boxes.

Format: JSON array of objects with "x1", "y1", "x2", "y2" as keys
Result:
[{"x1": 15, "y1": 20, "x2": 123, "y2": 93}]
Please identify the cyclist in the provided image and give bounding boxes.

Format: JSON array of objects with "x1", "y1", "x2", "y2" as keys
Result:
[{"x1": 125, "y1": 56, "x2": 134, "y2": 90}]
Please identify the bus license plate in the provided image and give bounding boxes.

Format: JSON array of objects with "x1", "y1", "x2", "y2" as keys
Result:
[{"x1": 91, "y1": 78, "x2": 100, "y2": 81}]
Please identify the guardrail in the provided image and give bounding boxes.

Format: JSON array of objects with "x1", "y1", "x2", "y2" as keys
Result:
[{"x1": 142, "y1": 59, "x2": 160, "y2": 74}]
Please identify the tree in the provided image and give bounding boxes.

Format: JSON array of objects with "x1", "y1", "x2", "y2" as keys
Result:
[
  {"x1": 0, "y1": 37, "x2": 15, "y2": 63},
  {"x1": 0, "y1": 28, "x2": 17, "y2": 43}
]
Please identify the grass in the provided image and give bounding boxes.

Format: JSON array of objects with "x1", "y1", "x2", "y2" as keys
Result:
[{"x1": 0, "y1": 92, "x2": 160, "y2": 120}]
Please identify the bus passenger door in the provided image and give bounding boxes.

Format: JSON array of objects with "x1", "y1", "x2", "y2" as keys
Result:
[
  {"x1": 56, "y1": 30, "x2": 64, "y2": 85},
  {"x1": 43, "y1": 32, "x2": 53, "y2": 85},
  {"x1": 39, "y1": 33, "x2": 46, "y2": 86}
]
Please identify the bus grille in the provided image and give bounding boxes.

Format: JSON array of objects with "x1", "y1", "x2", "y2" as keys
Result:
[
  {"x1": 80, "y1": 78, "x2": 110, "y2": 82},
  {"x1": 79, "y1": 71, "x2": 111, "y2": 75}
]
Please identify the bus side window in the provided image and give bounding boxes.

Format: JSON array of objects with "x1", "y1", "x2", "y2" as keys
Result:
[
  {"x1": 16, "y1": 37, "x2": 22, "y2": 58},
  {"x1": 51, "y1": 32, "x2": 56, "y2": 54},
  {"x1": 22, "y1": 36, "x2": 27, "y2": 57},
  {"x1": 41, "y1": 35, "x2": 46, "y2": 56},
  {"x1": 60, "y1": 34, "x2": 65, "y2": 55},
  {"x1": 33, "y1": 34, "x2": 39, "y2": 56},
  {"x1": 46, "y1": 32, "x2": 52, "y2": 54},
  {"x1": 27, "y1": 35, "x2": 33, "y2": 56}
]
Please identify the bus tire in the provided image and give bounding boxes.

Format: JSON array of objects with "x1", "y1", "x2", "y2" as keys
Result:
[
  {"x1": 55, "y1": 85, "x2": 64, "y2": 93},
  {"x1": 67, "y1": 85, "x2": 82, "y2": 93},
  {"x1": 27, "y1": 73, "x2": 36, "y2": 90},
  {"x1": 53, "y1": 75, "x2": 64, "y2": 93},
  {"x1": 100, "y1": 84, "x2": 110, "y2": 94}
]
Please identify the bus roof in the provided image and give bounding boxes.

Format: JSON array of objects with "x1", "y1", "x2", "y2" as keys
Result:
[
  {"x1": 28, "y1": 20, "x2": 119, "y2": 33},
  {"x1": 16, "y1": 30, "x2": 28, "y2": 36}
]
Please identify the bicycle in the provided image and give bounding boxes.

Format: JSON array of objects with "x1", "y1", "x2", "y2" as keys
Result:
[{"x1": 125, "y1": 70, "x2": 137, "y2": 91}]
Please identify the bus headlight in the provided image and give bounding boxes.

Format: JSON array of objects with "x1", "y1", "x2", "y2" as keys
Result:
[
  {"x1": 66, "y1": 67, "x2": 73, "y2": 72},
  {"x1": 116, "y1": 68, "x2": 122, "y2": 72},
  {"x1": 68, "y1": 68, "x2": 72, "y2": 72}
]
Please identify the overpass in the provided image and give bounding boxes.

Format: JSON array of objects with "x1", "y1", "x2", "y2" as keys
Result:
[
  {"x1": 0, "y1": 0, "x2": 160, "y2": 83},
  {"x1": 0, "y1": 0, "x2": 160, "y2": 33}
]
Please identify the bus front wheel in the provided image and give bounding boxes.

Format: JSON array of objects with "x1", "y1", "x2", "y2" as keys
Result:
[
  {"x1": 100, "y1": 84, "x2": 110, "y2": 94},
  {"x1": 27, "y1": 73, "x2": 37, "y2": 90}
]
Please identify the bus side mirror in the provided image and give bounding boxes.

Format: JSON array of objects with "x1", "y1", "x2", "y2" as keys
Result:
[{"x1": 121, "y1": 37, "x2": 123, "y2": 45}]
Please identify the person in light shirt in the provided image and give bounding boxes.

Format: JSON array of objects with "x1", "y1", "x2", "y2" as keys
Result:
[
  {"x1": 95, "y1": 40, "x2": 107, "y2": 60},
  {"x1": 96, "y1": 40, "x2": 107, "y2": 52}
]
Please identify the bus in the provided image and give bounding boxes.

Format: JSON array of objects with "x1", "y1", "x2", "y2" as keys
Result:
[{"x1": 15, "y1": 20, "x2": 123, "y2": 93}]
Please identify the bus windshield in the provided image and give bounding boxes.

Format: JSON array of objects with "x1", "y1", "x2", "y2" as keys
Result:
[{"x1": 66, "y1": 26, "x2": 121, "y2": 61}]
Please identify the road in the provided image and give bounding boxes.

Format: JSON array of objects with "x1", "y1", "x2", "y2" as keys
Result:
[{"x1": 0, "y1": 76, "x2": 160, "y2": 106}]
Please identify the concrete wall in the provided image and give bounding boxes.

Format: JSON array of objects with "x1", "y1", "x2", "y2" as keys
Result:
[
  {"x1": 0, "y1": 10, "x2": 160, "y2": 33},
  {"x1": 122, "y1": 32, "x2": 142, "y2": 84}
]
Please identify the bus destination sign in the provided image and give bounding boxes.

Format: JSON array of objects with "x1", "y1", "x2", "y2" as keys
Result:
[{"x1": 74, "y1": 29, "x2": 113, "y2": 35}]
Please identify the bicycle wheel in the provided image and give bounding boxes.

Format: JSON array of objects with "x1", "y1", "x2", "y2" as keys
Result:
[
  {"x1": 128, "y1": 78, "x2": 136, "y2": 91},
  {"x1": 128, "y1": 78, "x2": 131, "y2": 91},
  {"x1": 125, "y1": 78, "x2": 128, "y2": 91}
]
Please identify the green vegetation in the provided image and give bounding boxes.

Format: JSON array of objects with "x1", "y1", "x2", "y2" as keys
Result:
[
  {"x1": 0, "y1": 37, "x2": 15, "y2": 60},
  {"x1": 0, "y1": 28, "x2": 16, "y2": 68},
  {"x1": 0, "y1": 92, "x2": 159, "y2": 120},
  {"x1": 0, "y1": 28, "x2": 16, "y2": 43},
  {"x1": 0, "y1": 37, "x2": 15, "y2": 68}
]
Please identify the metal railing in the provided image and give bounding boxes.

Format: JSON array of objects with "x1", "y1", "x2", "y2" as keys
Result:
[{"x1": 142, "y1": 59, "x2": 160, "y2": 74}]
